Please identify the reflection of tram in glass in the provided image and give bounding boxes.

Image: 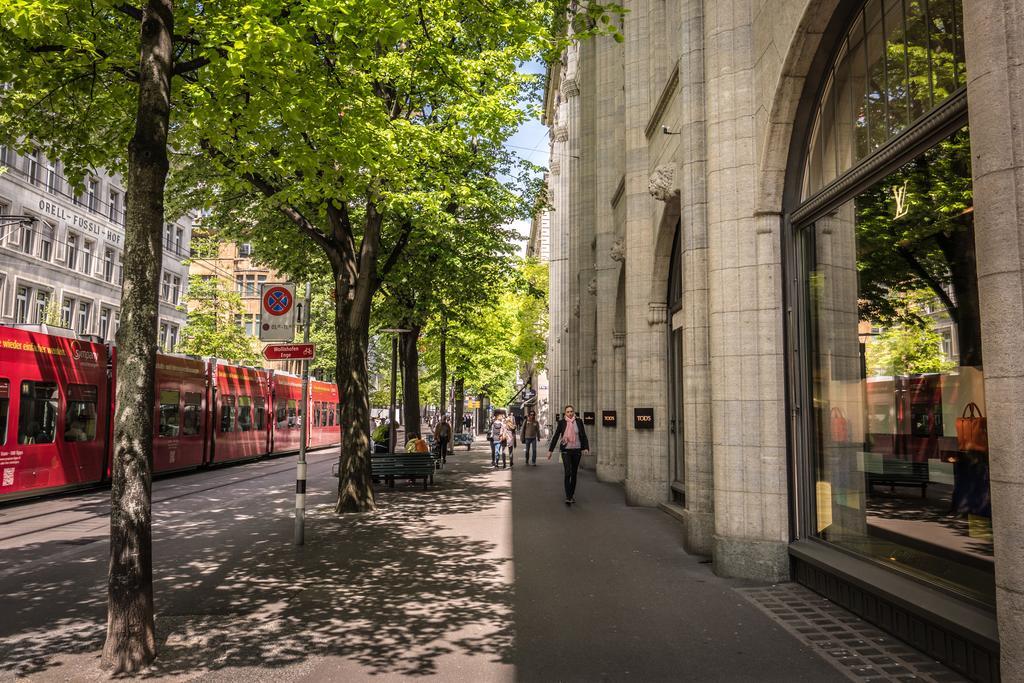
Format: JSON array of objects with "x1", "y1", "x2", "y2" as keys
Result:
[{"x1": 866, "y1": 374, "x2": 944, "y2": 494}]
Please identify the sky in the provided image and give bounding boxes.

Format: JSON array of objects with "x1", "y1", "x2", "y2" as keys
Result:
[{"x1": 503, "y1": 60, "x2": 551, "y2": 256}]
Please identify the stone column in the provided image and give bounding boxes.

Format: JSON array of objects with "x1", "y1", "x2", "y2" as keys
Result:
[
  {"x1": 677, "y1": 0, "x2": 714, "y2": 555},
  {"x1": 610, "y1": 331, "x2": 628, "y2": 482},
  {"x1": 963, "y1": 3, "x2": 1024, "y2": 677},
  {"x1": 705, "y1": 0, "x2": 789, "y2": 582},
  {"x1": 622, "y1": 0, "x2": 670, "y2": 506},
  {"x1": 578, "y1": 37, "x2": 599, "y2": 470},
  {"x1": 594, "y1": 52, "x2": 619, "y2": 478}
]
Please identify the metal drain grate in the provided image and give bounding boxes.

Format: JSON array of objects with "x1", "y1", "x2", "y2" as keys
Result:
[{"x1": 737, "y1": 583, "x2": 968, "y2": 682}]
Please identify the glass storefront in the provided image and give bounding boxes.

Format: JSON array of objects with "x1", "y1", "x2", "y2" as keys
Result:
[{"x1": 794, "y1": 0, "x2": 993, "y2": 606}]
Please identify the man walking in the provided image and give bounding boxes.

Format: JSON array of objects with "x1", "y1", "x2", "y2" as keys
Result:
[
  {"x1": 522, "y1": 411, "x2": 540, "y2": 465},
  {"x1": 434, "y1": 415, "x2": 452, "y2": 464},
  {"x1": 547, "y1": 405, "x2": 589, "y2": 504}
]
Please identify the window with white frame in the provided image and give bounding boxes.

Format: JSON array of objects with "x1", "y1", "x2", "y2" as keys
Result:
[
  {"x1": 15, "y1": 286, "x2": 30, "y2": 323},
  {"x1": 108, "y1": 189, "x2": 122, "y2": 224},
  {"x1": 76, "y1": 301, "x2": 90, "y2": 335},
  {"x1": 21, "y1": 221, "x2": 34, "y2": 255},
  {"x1": 82, "y1": 240, "x2": 94, "y2": 274},
  {"x1": 161, "y1": 272, "x2": 172, "y2": 302},
  {"x1": 103, "y1": 248, "x2": 115, "y2": 283},
  {"x1": 34, "y1": 290, "x2": 49, "y2": 324},
  {"x1": 87, "y1": 178, "x2": 100, "y2": 213},
  {"x1": 38, "y1": 222, "x2": 53, "y2": 262},
  {"x1": 99, "y1": 306, "x2": 111, "y2": 341},
  {"x1": 61, "y1": 297, "x2": 73, "y2": 328},
  {"x1": 171, "y1": 275, "x2": 181, "y2": 305},
  {"x1": 66, "y1": 233, "x2": 78, "y2": 269},
  {"x1": 44, "y1": 158, "x2": 59, "y2": 194},
  {"x1": 27, "y1": 150, "x2": 40, "y2": 185},
  {"x1": 159, "y1": 322, "x2": 168, "y2": 351}
]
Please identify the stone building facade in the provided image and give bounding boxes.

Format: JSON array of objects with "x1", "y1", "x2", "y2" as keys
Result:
[
  {"x1": 543, "y1": 1, "x2": 1024, "y2": 680},
  {"x1": 0, "y1": 145, "x2": 190, "y2": 349}
]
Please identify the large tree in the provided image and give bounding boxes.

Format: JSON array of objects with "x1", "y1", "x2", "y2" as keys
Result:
[
  {"x1": 0, "y1": 0, "x2": 228, "y2": 669},
  {"x1": 168, "y1": 0, "x2": 619, "y2": 512}
]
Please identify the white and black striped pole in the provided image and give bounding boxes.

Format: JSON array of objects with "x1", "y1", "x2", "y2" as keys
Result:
[{"x1": 295, "y1": 281, "x2": 312, "y2": 546}]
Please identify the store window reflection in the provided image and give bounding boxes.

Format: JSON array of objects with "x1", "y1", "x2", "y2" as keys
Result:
[{"x1": 804, "y1": 126, "x2": 993, "y2": 604}]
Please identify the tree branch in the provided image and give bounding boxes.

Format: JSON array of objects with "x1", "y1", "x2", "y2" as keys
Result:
[
  {"x1": 377, "y1": 217, "x2": 415, "y2": 285},
  {"x1": 895, "y1": 246, "x2": 958, "y2": 323}
]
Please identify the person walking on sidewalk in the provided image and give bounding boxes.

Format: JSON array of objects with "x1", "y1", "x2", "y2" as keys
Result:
[
  {"x1": 548, "y1": 405, "x2": 590, "y2": 504},
  {"x1": 490, "y1": 412, "x2": 507, "y2": 468},
  {"x1": 434, "y1": 416, "x2": 452, "y2": 464},
  {"x1": 522, "y1": 411, "x2": 540, "y2": 465},
  {"x1": 503, "y1": 415, "x2": 517, "y2": 468}
]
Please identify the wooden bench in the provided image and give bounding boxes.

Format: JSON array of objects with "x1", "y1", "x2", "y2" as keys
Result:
[
  {"x1": 331, "y1": 453, "x2": 436, "y2": 488},
  {"x1": 453, "y1": 433, "x2": 473, "y2": 450}
]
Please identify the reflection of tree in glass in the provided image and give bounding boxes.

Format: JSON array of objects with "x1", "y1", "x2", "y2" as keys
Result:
[
  {"x1": 865, "y1": 290, "x2": 955, "y2": 376},
  {"x1": 855, "y1": 127, "x2": 980, "y2": 366}
]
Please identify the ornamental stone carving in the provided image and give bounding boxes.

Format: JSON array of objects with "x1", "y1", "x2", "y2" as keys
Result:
[
  {"x1": 648, "y1": 165, "x2": 679, "y2": 202},
  {"x1": 550, "y1": 159, "x2": 561, "y2": 175},
  {"x1": 587, "y1": 277, "x2": 598, "y2": 295},
  {"x1": 554, "y1": 125, "x2": 569, "y2": 142},
  {"x1": 612, "y1": 332, "x2": 626, "y2": 349},
  {"x1": 648, "y1": 302, "x2": 669, "y2": 326},
  {"x1": 609, "y1": 238, "x2": 625, "y2": 263},
  {"x1": 573, "y1": 302, "x2": 580, "y2": 318},
  {"x1": 561, "y1": 76, "x2": 580, "y2": 98}
]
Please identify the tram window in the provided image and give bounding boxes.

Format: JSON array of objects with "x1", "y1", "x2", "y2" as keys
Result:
[
  {"x1": 220, "y1": 396, "x2": 236, "y2": 432},
  {"x1": 313, "y1": 402, "x2": 321, "y2": 428},
  {"x1": 238, "y1": 396, "x2": 253, "y2": 432},
  {"x1": 329, "y1": 406, "x2": 336, "y2": 427},
  {"x1": 0, "y1": 379, "x2": 9, "y2": 445},
  {"x1": 254, "y1": 405, "x2": 266, "y2": 431},
  {"x1": 18, "y1": 381, "x2": 58, "y2": 445},
  {"x1": 182, "y1": 393, "x2": 202, "y2": 436},
  {"x1": 158, "y1": 390, "x2": 180, "y2": 437},
  {"x1": 287, "y1": 399, "x2": 297, "y2": 428},
  {"x1": 275, "y1": 399, "x2": 288, "y2": 429}
]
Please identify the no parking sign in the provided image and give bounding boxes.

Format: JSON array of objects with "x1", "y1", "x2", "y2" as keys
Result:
[{"x1": 259, "y1": 283, "x2": 297, "y2": 342}]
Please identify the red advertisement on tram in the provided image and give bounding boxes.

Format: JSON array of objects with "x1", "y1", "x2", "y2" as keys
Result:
[{"x1": 0, "y1": 327, "x2": 110, "y2": 497}]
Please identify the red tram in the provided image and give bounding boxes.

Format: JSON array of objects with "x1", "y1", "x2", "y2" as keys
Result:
[{"x1": 0, "y1": 324, "x2": 341, "y2": 503}]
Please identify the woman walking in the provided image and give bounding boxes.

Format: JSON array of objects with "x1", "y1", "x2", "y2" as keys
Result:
[
  {"x1": 547, "y1": 405, "x2": 589, "y2": 504},
  {"x1": 503, "y1": 415, "x2": 517, "y2": 468}
]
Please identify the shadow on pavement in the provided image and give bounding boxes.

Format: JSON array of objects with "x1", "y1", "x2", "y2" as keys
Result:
[{"x1": 0, "y1": 446, "x2": 512, "y2": 680}]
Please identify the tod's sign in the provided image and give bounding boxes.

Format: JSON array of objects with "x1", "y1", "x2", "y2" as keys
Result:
[{"x1": 634, "y1": 408, "x2": 654, "y2": 430}]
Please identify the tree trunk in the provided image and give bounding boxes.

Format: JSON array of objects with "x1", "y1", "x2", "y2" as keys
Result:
[
  {"x1": 401, "y1": 324, "x2": 421, "y2": 438},
  {"x1": 334, "y1": 275, "x2": 376, "y2": 513},
  {"x1": 453, "y1": 377, "x2": 465, "y2": 434},
  {"x1": 937, "y1": 223, "x2": 983, "y2": 367},
  {"x1": 439, "y1": 325, "x2": 447, "y2": 418},
  {"x1": 101, "y1": 0, "x2": 173, "y2": 673}
]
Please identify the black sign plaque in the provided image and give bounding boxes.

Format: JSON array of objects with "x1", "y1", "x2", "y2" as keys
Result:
[
  {"x1": 582, "y1": 412, "x2": 595, "y2": 425},
  {"x1": 602, "y1": 411, "x2": 617, "y2": 427},
  {"x1": 634, "y1": 408, "x2": 654, "y2": 430}
]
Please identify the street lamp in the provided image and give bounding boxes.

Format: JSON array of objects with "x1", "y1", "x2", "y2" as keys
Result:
[{"x1": 379, "y1": 328, "x2": 410, "y2": 452}]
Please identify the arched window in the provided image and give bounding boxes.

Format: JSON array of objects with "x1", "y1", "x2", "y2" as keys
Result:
[
  {"x1": 789, "y1": 0, "x2": 992, "y2": 607},
  {"x1": 802, "y1": 0, "x2": 966, "y2": 199}
]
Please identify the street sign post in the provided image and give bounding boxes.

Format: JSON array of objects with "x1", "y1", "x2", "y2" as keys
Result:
[
  {"x1": 259, "y1": 283, "x2": 297, "y2": 342},
  {"x1": 262, "y1": 343, "x2": 316, "y2": 361}
]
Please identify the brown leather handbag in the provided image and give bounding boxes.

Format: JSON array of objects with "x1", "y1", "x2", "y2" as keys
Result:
[
  {"x1": 830, "y1": 407, "x2": 850, "y2": 443},
  {"x1": 956, "y1": 402, "x2": 988, "y2": 453}
]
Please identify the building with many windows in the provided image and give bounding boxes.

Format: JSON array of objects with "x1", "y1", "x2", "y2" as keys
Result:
[
  {"x1": 0, "y1": 145, "x2": 191, "y2": 350},
  {"x1": 543, "y1": 1, "x2": 1024, "y2": 679},
  {"x1": 187, "y1": 240, "x2": 305, "y2": 374}
]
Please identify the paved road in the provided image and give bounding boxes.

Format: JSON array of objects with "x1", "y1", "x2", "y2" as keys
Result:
[{"x1": 0, "y1": 442, "x2": 845, "y2": 681}]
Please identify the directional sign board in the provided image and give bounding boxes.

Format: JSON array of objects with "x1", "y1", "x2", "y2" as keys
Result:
[
  {"x1": 259, "y1": 283, "x2": 297, "y2": 342},
  {"x1": 262, "y1": 343, "x2": 316, "y2": 361}
]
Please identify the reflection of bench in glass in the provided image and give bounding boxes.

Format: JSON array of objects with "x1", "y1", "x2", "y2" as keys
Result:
[{"x1": 864, "y1": 454, "x2": 929, "y2": 497}]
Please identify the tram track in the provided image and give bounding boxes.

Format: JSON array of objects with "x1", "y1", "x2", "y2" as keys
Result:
[{"x1": 0, "y1": 447, "x2": 339, "y2": 543}]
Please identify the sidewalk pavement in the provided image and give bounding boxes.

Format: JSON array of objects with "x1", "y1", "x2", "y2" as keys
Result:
[{"x1": 0, "y1": 440, "x2": 952, "y2": 681}]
